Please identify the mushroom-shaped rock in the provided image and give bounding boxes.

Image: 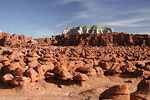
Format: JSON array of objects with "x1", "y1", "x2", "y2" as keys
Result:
[
  {"x1": 28, "y1": 60, "x2": 38, "y2": 68},
  {"x1": 28, "y1": 52, "x2": 39, "y2": 57},
  {"x1": 8, "y1": 51, "x2": 19, "y2": 61},
  {"x1": 99, "y1": 62, "x2": 113, "y2": 70},
  {"x1": 45, "y1": 72, "x2": 55, "y2": 78},
  {"x1": 3, "y1": 60, "x2": 10, "y2": 66},
  {"x1": 5, "y1": 62, "x2": 21, "y2": 73},
  {"x1": 86, "y1": 68, "x2": 97, "y2": 76},
  {"x1": 131, "y1": 78, "x2": 150, "y2": 100},
  {"x1": 74, "y1": 73, "x2": 89, "y2": 81},
  {"x1": 0, "y1": 55, "x2": 9, "y2": 62},
  {"x1": 58, "y1": 70, "x2": 72, "y2": 80},
  {"x1": 11, "y1": 76, "x2": 31, "y2": 86},
  {"x1": 26, "y1": 57, "x2": 38, "y2": 62},
  {"x1": 26, "y1": 68, "x2": 38, "y2": 82},
  {"x1": 36, "y1": 64, "x2": 54, "y2": 79},
  {"x1": 12, "y1": 67, "x2": 27, "y2": 77},
  {"x1": 99, "y1": 85, "x2": 130, "y2": 100},
  {"x1": 94, "y1": 67, "x2": 104, "y2": 76},
  {"x1": 53, "y1": 65, "x2": 72, "y2": 80},
  {"x1": 76, "y1": 67, "x2": 96, "y2": 76}
]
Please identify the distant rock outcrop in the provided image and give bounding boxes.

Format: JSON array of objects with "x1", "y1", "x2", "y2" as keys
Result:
[
  {"x1": 51, "y1": 32, "x2": 150, "y2": 46},
  {"x1": 1, "y1": 31, "x2": 150, "y2": 47},
  {"x1": 0, "y1": 32, "x2": 32, "y2": 46},
  {"x1": 62, "y1": 25, "x2": 114, "y2": 35}
]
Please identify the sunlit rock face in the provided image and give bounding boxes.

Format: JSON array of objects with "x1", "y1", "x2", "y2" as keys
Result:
[{"x1": 62, "y1": 25, "x2": 114, "y2": 35}]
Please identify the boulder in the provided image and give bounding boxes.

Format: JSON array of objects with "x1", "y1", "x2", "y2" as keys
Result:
[
  {"x1": 8, "y1": 51, "x2": 20, "y2": 61},
  {"x1": 99, "y1": 62, "x2": 113, "y2": 70},
  {"x1": 57, "y1": 70, "x2": 72, "y2": 80},
  {"x1": 76, "y1": 67, "x2": 96, "y2": 76},
  {"x1": 45, "y1": 72, "x2": 55, "y2": 78},
  {"x1": 5, "y1": 62, "x2": 21, "y2": 73},
  {"x1": 94, "y1": 67, "x2": 104, "y2": 76},
  {"x1": 74, "y1": 73, "x2": 89, "y2": 81},
  {"x1": 53, "y1": 65, "x2": 72, "y2": 80},
  {"x1": 28, "y1": 52, "x2": 39, "y2": 57},
  {"x1": 12, "y1": 67, "x2": 27, "y2": 77},
  {"x1": 26, "y1": 68, "x2": 38, "y2": 82},
  {"x1": 2, "y1": 73, "x2": 14, "y2": 83},
  {"x1": 2, "y1": 60, "x2": 10, "y2": 66},
  {"x1": 11, "y1": 76, "x2": 31, "y2": 86},
  {"x1": 36, "y1": 64, "x2": 54, "y2": 79},
  {"x1": 107, "y1": 63, "x2": 122, "y2": 74},
  {"x1": 99, "y1": 85, "x2": 130, "y2": 100},
  {"x1": 131, "y1": 78, "x2": 150, "y2": 100},
  {"x1": 28, "y1": 60, "x2": 38, "y2": 68},
  {"x1": 29, "y1": 40, "x2": 38, "y2": 44},
  {"x1": 0, "y1": 55, "x2": 9, "y2": 62},
  {"x1": 86, "y1": 68, "x2": 97, "y2": 76}
]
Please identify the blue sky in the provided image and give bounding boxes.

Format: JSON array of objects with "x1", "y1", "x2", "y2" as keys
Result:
[{"x1": 0, "y1": 0, "x2": 150, "y2": 38}]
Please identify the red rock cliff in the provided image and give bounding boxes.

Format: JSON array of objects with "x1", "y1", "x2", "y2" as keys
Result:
[{"x1": 51, "y1": 32, "x2": 150, "y2": 46}]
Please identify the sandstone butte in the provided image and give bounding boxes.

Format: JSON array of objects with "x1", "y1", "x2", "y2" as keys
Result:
[{"x1": 0, "y1": 29, "x2": 150, "y2": 100}]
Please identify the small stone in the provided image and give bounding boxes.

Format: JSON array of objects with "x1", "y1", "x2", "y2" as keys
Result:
[{"x1": 2, "y1": 73, "x2": 14, "y2": 82}]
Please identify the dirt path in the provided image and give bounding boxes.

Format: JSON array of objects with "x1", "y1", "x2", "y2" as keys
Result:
[{"x1": 0, "y1": 76, "x2": 142, "y2": 100}]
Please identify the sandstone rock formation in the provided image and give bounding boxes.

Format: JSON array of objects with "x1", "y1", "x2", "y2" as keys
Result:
[
  {"x1": 0, "y1": 32, "x2": 32, "y2": 47},
  {"x1": 0, "y1": 43, "x2": 149, "y2": 88},
  {"x1": 99, "y1": 85, "x2": 130, "y2": 100},
  {"x1": 51, "y1": 32, "x2": 150, "y2": 46},
  {"x1": 1, "y1": 32, "x2": 150, "y2": 47},
  {"x1": 131, "y1": 77, "x2": 150, "y2": 100},
  {"x1": 0, "y1": 31, "x2": 150, "y2": 100},
  {"x1": 62, "y1": 25, "x2": 114, "y2": 34}
]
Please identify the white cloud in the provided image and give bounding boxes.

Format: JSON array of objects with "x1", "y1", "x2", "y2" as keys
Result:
[
  {"x1": 56, "y1": 0, "x2": 150, "y2": 33},
  {"x1": 0, "y1": 30, "x2": 2, "y2": 32},
  {"x1": 102, "y1": 17, "x2": 150, "y2": 27},
  {"x1": 28, "y1": 29, "x2": 56, "y2": 38},
  {"x1": 20, "y1": 24, "x2": 56, "y2": 38},
  {"x1": 56, "y1": 0, "x2": 99, "y2": 27},
  {"x1": 56, "y1": 18, "x2": 77, "y2": 28},
  {"x1": 59, "y1": 0, "x2": 82, "y2": 5},
  {"x1": 134, "y1": 31, "x2": 150, "y2": 35},
  {"x1": 24, "y1": 28, "x2": 56, "y2": 38}
]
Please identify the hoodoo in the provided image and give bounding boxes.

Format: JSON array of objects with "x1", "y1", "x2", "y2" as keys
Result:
[{"x1": 62, "y1": 25, "x2": 114, "y2": 35}]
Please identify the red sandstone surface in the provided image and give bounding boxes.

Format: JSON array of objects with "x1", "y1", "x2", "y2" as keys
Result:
[{"x1": 0, "y1": 32, "x2": 150, "y2": 100}]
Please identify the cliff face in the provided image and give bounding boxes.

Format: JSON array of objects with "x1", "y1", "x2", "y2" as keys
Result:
[
  {"x1": 51, "y1": 32, "x2": 150, "y2": 46},
  {"x1": 1, "y1": 32, "x2": 150, "y2": 46}
]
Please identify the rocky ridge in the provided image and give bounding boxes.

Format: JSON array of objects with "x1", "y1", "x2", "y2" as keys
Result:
[{"x1": 1, "y1": 32, "x2": 150, "y2": 47}]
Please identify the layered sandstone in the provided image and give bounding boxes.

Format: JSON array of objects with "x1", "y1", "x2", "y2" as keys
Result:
[
  {"x1": 1, "y1": 32, "x2": 150, "y2": 47},
  {"x1": 52, "y1": 32, "x2": 150, "y2": 46}
]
